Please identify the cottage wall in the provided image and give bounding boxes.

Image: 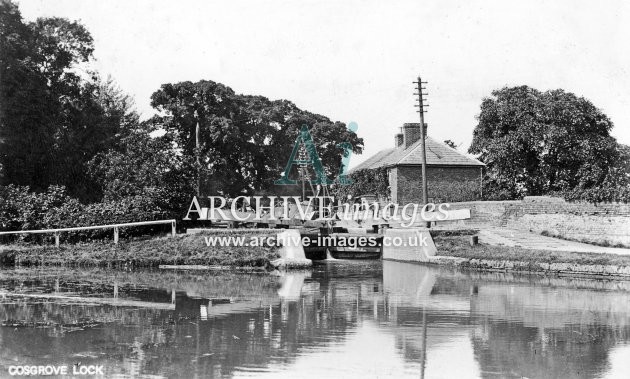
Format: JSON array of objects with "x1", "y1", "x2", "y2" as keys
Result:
[
  {"x1": 390, "y1": 165, "x2": 482, "y2": 204},
  {"x1": 388, "y1": 167, "x2": 399, "y2": 202}
]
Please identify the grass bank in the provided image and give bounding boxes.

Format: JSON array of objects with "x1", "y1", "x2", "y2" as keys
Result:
[
  {"x1": 540, "y1": 230, "x2": 629, "y2": 249},
  {"x1": 433, "y1": 233, "x2": 630, "y2": 277},
  {"x1": 0, "y1": 229, "x2": 281, "y2": 269}
]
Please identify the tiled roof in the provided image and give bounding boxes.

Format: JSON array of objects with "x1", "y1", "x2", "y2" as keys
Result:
[
  {"x1": 350, "y1": 148, "x2": 396, "y2": 171},
  {"x1": 351, "y1": 136, "x2": 485, "y2": 172}
]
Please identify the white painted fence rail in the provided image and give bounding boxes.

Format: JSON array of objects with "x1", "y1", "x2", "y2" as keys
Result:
[{"x1": 0, "y1": 219, "x2": 177, "y2": 247}]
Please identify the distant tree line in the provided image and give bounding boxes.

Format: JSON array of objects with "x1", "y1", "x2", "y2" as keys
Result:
[{"x1": 0, "y1": 1, "x2": 362, "y2": 233}]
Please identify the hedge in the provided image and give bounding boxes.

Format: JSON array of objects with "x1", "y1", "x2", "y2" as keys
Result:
[{"x1": 0, "y1": 185, "x2": 173, "y2": 243}]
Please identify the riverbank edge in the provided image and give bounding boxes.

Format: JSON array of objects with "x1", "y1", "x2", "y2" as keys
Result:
[
  {"x1": 428, "y1": 233, "x2": 630, "y2": 279},
  {"x1": 0, "y1": 230, "x2": 282, "y2": 269},
  {"x1": 2, "y1": 229, "x2": 630, "y2": 278},
  {"x1": 539, "y1": 230, "x2": 630, "y2": 249},
  {"x1": 408, "y1": 256, "x2": 630, "y2": 279}
]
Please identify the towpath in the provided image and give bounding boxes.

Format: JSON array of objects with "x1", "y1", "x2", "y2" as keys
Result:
[{"x1": 478, "y1": 227, "x2": 630, "y2": 255}]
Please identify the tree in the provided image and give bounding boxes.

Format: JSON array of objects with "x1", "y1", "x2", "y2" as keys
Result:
[
  {"x1": 0, "y1": 1, "x2": 133, "y2": 200},
  {"x1": 0, "y1": 0, "x2": 55, "y2": 190},
  {"x1": 88, "y1": 121, "x2": 194, "y2": 215},
  {"x1": 53, "y1": 76, "x2": 138, "y2": 200},
  {"x1": 149, "y1": 80, "x2": 363, "y2": 197},
  {"x1": 560, "y1": 143, "x2": 630, "y2": 202},
  {"x1": 469, "y1": 86, "x2": 620, "y2": 199}
]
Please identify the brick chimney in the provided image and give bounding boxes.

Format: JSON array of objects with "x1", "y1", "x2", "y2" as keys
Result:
[
  {"x1": 402, "y1": 123, "x2": 421, "y2": 149},
  {"x1": 394, "y1": 133, "x2": 404, "y2": 147}
]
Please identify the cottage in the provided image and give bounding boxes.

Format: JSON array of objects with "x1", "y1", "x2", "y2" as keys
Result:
[{"x1": 352, "y1": 123, "x2": 485, "y2": 204}]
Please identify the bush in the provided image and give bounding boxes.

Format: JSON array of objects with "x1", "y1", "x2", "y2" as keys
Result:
[
  {"x1": 0, "y1": 185, "x2": 76, "y2": 232},
  {"x1": 480, "y1": 176, "x2": 521, "y2": 200},
  {"x1": 553, "y1": 185, "x2": 630, "y2": 203}
]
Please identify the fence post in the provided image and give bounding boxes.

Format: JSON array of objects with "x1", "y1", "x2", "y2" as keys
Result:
[
  {"x1": 54, "y1": 233, "x2": 60, "y2": 248},
  {"x1": 171, "y1": 221, "x2": 176, "y2": 237},
  {"x1": 114, "y1": 226, "x2": 119, "y2": 245}
]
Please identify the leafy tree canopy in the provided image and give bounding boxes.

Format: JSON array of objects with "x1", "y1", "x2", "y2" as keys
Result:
[
  {"x1": 149, "y1": 80, "x2": 363, "y2": 197},
  {"x1": 0, "y1": 0, "x2": 134, "y2": 200},
  {"x1": 88, "y1": 121, "x2": 195, "y2": 214},
  {"x1": 469, "y1": 85, "x2": 624, "y2": 199}
]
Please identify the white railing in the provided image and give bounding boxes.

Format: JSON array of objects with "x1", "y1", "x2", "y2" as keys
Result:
[{"x1": 0, "y1": 219, "x2": 177, "y2": 247}]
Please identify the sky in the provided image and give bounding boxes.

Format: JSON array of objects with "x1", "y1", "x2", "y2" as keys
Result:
[{"x1": 16, "y1": 0, "x2": 630, "y2": 167}]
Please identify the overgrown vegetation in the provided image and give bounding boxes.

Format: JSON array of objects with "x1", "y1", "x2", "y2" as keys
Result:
[
  {"x1": 332, "y1": 167, "x2": 390, "y2": 200},
  {"x1": 0, "y1": 185, "x2": 171, "y2": 242}
]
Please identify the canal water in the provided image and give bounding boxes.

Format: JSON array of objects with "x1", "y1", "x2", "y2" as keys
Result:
[{"x1": 1, "y1": 261, "x2": 630, "y2": 378}]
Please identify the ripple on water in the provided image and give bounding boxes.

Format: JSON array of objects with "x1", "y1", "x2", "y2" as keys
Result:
[{"x1": 0, "y1": 264, "x2": 629, "y2": 378}]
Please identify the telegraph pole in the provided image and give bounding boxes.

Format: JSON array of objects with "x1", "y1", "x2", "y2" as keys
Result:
[
  {"x1": 413, "y1": 76, "x2": 430, "y2": 226},
  {"x1": 195, "y1": 109, "x2": 201, "y2": 197}
]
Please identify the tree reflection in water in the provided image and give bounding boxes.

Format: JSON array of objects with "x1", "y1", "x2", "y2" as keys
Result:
[{"x1": 0, "y1": 263, "x2": 629, "y2": 378}]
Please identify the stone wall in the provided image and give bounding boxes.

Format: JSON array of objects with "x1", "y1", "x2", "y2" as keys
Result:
[
  {"x1": 439, "y1": 196, "x2": 630, "y2": 247},
  {"x1": 507, "y1": 196, "x2": 630, "y2": 246},
  {"x1": 438, "y1": 200, "x2": 522, "y2": 229}
]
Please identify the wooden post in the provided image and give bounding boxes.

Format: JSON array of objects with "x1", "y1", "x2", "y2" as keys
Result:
[
  {"x1": 171, "y1": 221, "x2": 176, "y2": 237},
  {"x1": 114, "y1": 227, "x2": 119, "y2": 245},
  {"x1": 54, "y1": 233, "x2": 60, "y2": 248},
  {"x1": 470, "y1": 235, "x2": 479, "y2": 246}
]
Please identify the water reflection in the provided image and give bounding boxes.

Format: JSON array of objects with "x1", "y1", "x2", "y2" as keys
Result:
[{"x1": 0, "y1": 262, "x2": 629, "y2": 378}]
